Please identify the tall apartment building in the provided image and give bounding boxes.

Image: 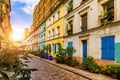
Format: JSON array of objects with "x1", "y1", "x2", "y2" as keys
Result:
[
  {"x1": 38, "y1": 22, "x2": 46, "y2": 49},
  {"x1": 23, "y1": 0, "x2": 65, "y2": 51},
  {"x1": 0, "y1": 0, "x2": 12, "y2": 49},
  {"x1": 24, "y1": 28, "x2": 29, "y2": 38},
  {"x1": 46, "y1": 1, "x2": 65, "y2": 57}
]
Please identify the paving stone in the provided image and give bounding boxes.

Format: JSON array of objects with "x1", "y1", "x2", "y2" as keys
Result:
[{"x1": 22, "y1": 55, "x2": 89, "y2": 80}]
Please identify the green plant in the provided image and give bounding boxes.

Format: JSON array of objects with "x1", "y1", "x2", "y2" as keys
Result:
[
  {"x1": 65, "y1": 57, "x2": 79, "y2": 67},
  {"x1": 0, "y1": 0, "x2": 4, "y2": 3},
  {"x1": 99, "y1": 8, "x2": 114, "y2": 25},
  {"x1": 0, "y1": 68, "x2": 37, "y2": 80},
  {"x1": 71, "y1": 59, "x2": 79, "y2": 67},
  {"x1": 82, "y1": 56, "x2": 100, "y2": 73},
  {"x1": 65, "y1": 22, "x2": 71, "y2": 31},
  {"x1": 106, "y1": 64, "x2": 120, "y2": 79},
  {"x1": 0, "y1": 49, "x2": 22, "y2": 71},
  {"x1": 99, "y1": 64, "x2": 107, "y2": 74},
  {"x1": 66, "y1": 47, "x2": 76, "y2": 57},
  {"x1": 56, "y1": 48, "x2": 67, "y2": 63},
  {"x1": 66, "y1": 1, "x2": 73, "y2": 12}
]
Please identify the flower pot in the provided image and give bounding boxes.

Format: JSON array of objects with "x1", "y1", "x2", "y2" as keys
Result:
[
  {"x1": 44, "y1": 54, "x2": 48, "y2": 59},
  {"x1": 49, "y1": 56, "x2": 53, "y2": 60},
  {"x1": 67, "y1": 63, "x2": 72, "y2": 67}
]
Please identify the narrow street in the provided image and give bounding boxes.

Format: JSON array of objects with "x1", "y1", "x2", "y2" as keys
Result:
[{"x1": 22, "y1": 55, "x2": 89, "y2": 80}]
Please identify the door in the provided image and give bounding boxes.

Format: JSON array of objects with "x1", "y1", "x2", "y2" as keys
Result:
[
  {"x1": 82, "y1": 40, "x2": 87, "y2": 61},
  {"x1": 68, "y1": 42, "x2": 73, "y2": 56},
  {"x1": 101, "y1": 36, "x2": 115, "y2": 60}
]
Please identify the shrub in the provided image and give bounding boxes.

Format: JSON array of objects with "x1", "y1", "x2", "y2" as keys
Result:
[
  {"x1": 56, "y1": 48, "x2": 67, "y2": 63},
  {"x1": 106, "y1": 64, "x2": 120, "y2": 79},
  {"x1": 65, "y1": 57, "x2": 79, "y2": 67},
  {"x1": 0, "y1": 49, "x2": 22, "y2": 71},
  {"x1": 0, "y1": 68, "x2": 37, "y2": 80},
  {"x1": 82, "y1": 56, "x2": 100, "y2": 73},
  {"x1": 99, "y1": 64, "x2": 107, "y2": 74}
]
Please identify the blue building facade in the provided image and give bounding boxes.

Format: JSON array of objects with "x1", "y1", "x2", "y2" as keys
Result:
[{"x1": 38, "y1": 22, "x2": 46, "y2": 49}]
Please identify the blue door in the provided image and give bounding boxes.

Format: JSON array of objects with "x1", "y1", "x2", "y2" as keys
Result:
[
  {"x1": 82, "y1": 40, "x2": 87, "y2": 61},
  {"x1": 102, "y1": 36, "x2": 115, "y2": 60},
  {"x1": 68, "y1": 42, "x2": 73, "y2": 56}
]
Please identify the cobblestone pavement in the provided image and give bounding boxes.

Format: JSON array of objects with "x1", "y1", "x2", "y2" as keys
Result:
[{"x1": 22, "y1": 55, "x2": 89, "y2": 80}]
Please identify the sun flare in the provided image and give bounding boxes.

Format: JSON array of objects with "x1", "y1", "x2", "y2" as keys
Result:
[{"x1": 12, "y1": 32, "x2": 23, "y2": 41}]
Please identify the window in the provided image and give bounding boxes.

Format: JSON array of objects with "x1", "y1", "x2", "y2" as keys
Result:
[
  {"x1": 57, "y1": 11, "x2": 60, "y2": 20},
  {"x1": 48, "y1": 18, "x2": 51, "y2": 26},
  {"x1": 56, "y1": 43, "x2": 61, "y2": 54},
  {"x1": 81, "y1": 13, "x2": 87, "y2": 31},
  {"x1": 82, "y1": 0, "x2": 88, "y2": 3},
  {"x1": 102, "y1": 0, "x2": 114, "y2": 21},
  {"x1": 53, "y1": 15, "x2": 55, "y2": 23},
  {"x1": 52, "y1": 29, "x2": 54, "y2": 39},
  {"x1": 56, "y1": 26, "x2": 60, "y2": 37},
  {"x1": 66, "y1": 20, "x2": 73, "y2": 35},
  {"x1": 48, "y1": 31, "x2": 50, "y2": 40}
]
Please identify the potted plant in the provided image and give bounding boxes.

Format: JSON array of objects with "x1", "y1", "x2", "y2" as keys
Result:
[
  {"x1": 49, "y1": 55, "x2": 53, "y2": 60},
  {"x1": 99, "y1": 8, "x2": 114, "y2": 25},
  {"x1": 65, "y1": 22, "x2": 72, "y2": 35},
  {"x1": 66, "y1": 1, "x2": 73, "y2": 13}
]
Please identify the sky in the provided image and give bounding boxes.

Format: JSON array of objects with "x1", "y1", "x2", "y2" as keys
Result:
[{"x1": 10, "y1": 0, "x2": 40, "y2": 41}]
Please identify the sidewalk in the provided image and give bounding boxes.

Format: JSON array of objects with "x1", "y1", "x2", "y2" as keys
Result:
[{"x1": 32, "y1": 55, "x2": 117, "y2": 80}]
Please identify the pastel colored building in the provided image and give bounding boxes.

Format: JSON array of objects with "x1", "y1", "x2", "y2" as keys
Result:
[
  {"x1": 46, "y1": 3, "x2": 64, "y2": 57},
  {"x1": 64, "y1": 0, "x2": 120, "y2": 64},
  {"x1": 33, "y1": 28, "x2": 39, "y2": 50},
  {"x1": 38, "y1": 22, "x2": 46, "y2": 49}
]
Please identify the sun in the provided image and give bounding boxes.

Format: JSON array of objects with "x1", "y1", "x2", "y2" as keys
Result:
[{"x1": 12, "y1": 32, "x2": 22, "y2": 41}]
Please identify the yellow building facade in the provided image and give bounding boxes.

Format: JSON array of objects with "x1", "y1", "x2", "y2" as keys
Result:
[{"x1": 46, "y1": 4, "x2": 64, "y2": 56}]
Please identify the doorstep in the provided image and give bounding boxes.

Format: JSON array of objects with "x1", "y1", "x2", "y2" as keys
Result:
[{"x1": 38, "y1": 58, "x2": 116, "y2": 80}]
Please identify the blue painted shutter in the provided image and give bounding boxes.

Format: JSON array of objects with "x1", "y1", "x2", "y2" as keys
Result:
[
  {"x1": 102, "y1": 37, "x2": 108, "y2": 59},
  {"x1": 108, "y1": 36, "x2": 115, "y2": 60},
  {"x1": 102, "y1": 36, "x2": 115, "y2": 60}
]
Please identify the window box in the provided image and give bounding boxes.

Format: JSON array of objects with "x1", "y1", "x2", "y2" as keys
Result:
[
  {"x1": 99, "y1": 0, "x2": 114, "y2": 25},
  {"x1": 99, "y1": 8, "x2": 114, "y2": 25}
]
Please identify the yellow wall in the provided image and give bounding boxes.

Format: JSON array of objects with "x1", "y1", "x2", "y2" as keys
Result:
[{"x1": 46, "y1": 4, "x2": 64, "y2": 55}]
